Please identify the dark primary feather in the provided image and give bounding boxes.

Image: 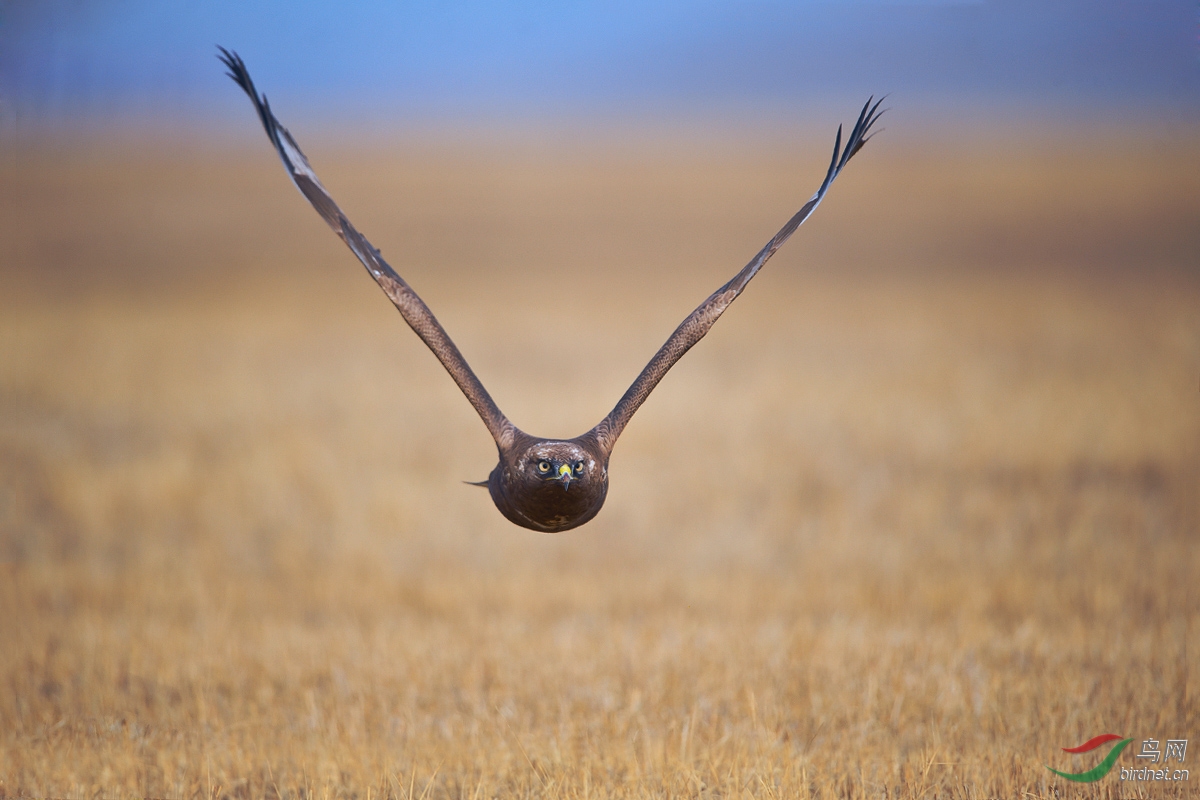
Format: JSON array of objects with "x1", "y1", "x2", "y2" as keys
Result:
[
  {"x1": 589, "y1": 97, "x2": 885, "y2": 455},
  {"x1": 217, "y1": 47, "x2": 516, "y2": 452}
]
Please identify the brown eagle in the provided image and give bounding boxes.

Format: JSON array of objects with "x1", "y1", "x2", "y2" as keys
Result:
[{"x1": 219, "y1": 48, "x2": 884, "y2": 532}]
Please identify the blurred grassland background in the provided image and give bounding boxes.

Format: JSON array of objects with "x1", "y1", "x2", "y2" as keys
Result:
[
  {"x1": 2, "y1": 124, "x2": 1197, "y2": 799},
  {"x1": 2, "y1": 1, "x2": 1200, "y2": 797}
]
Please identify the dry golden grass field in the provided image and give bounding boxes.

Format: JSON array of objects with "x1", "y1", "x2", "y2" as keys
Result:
[{"x1": 1, "y1": 125, "x2": 1198, "y2": 799}]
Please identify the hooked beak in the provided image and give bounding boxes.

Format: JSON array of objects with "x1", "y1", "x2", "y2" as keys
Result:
[{"x1": 557, "y1": 463, "x2": 573, "y2": 490}]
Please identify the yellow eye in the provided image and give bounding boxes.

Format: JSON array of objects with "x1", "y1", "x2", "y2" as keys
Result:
[
  {"x1": 537, "y1": 460, "x2": 551, "y2": 473},
  {"x1": 573, "y1": 461, "x2": 584, "y2": 474}
]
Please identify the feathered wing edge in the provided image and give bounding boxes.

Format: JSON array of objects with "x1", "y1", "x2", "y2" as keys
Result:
[
  {"x1": 217, "y1": 47, "x2": 516, "y2": 451},
  {"x1": 589, "y1": 97, "x2": 886, "y2": 456}
]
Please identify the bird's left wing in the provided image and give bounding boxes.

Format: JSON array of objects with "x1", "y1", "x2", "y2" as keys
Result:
[
  {"x1": 218, "y1": 48, "x2": 516, "y2": 451},
  {"x1": 589, "y1": 97, "x2": 885, "y2": 456}
]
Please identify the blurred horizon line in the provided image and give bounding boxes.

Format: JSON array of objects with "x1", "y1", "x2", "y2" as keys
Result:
[{"x1": 4, "y1": 94, "x2": 1198, "y2": 155}]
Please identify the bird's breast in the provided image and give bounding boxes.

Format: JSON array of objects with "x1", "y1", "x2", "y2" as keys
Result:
[{"x1": 488, "y1": 463, "x2": 608, "y2": 533}]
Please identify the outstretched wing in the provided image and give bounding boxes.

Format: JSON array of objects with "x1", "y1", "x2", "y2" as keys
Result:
[
  {"x1": 590, "y1": 97, "x2": 885, "y2": 455},
  {"x1": 218, "y1": 48, "x2": 516, "y2": 450}
]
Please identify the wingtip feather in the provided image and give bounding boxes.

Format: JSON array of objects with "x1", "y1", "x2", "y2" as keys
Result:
[{"x1": 216, "y1": 45, "x2": 257, "y2": 99}]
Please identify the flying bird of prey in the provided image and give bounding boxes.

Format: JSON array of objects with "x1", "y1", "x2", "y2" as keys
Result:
[{"x1": 218, "y1": 47, "x2": 883, "y2": 533}]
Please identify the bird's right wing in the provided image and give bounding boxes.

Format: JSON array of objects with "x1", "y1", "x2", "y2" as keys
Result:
[
  {"x1": 589, "y1": 97, "x2": 885, "y2": 456},
  {"x1": 219, "y1": 48, "x2": 516, "y2": 450}
]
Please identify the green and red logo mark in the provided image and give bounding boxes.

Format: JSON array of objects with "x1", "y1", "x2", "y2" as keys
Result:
[{"x1": 1046, "y1": 734, "x2": 1134, "y2": 782}]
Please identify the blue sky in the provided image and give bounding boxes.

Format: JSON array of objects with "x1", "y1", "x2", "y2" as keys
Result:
[{"x1": 2, "y1": 1, "x2": 1198, "y2": 127}]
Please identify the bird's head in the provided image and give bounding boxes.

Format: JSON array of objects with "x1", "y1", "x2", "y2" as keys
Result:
[
  {"x1": 486, "y1": 437, "x2": 610, "y2": 532},
  {"x1": 518, "y1": 441, "x2": 599, "y2": 491}
]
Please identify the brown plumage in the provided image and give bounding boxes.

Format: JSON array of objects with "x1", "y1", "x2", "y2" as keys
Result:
[{"x1": 218, "y1": 48, "x2": 884, "y2": 532}]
